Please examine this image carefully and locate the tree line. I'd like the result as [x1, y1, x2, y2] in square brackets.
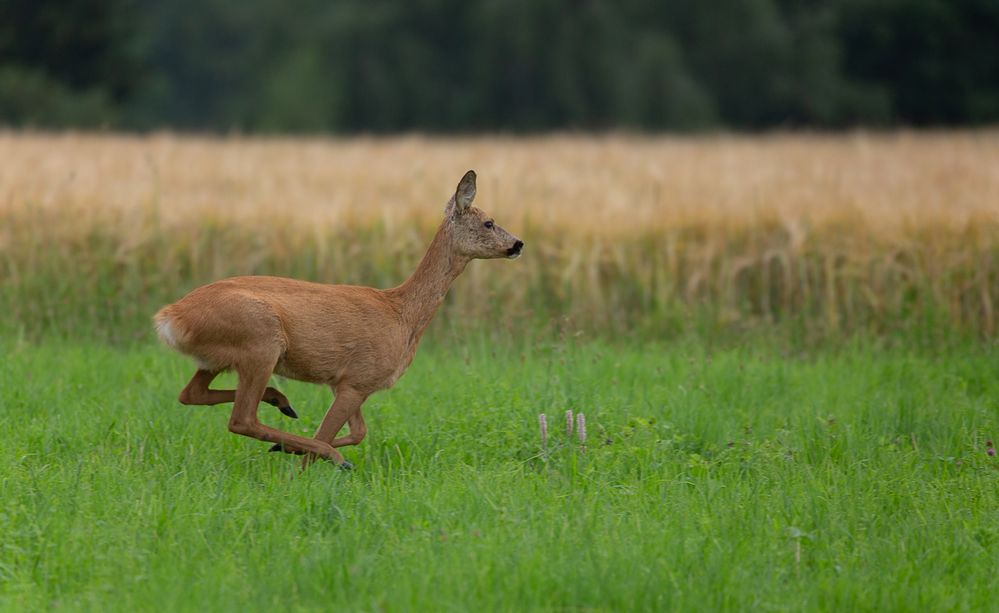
[1, 0, 997, 132]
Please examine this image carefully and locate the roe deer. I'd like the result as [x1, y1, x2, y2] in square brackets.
[154, 170, 523, 468]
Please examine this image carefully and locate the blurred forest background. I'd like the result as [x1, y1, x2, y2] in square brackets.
[2, 0, 998, 133]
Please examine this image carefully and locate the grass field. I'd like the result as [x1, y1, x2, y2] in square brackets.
[2, 338, 997, 611]
[2, 132, 999, 610]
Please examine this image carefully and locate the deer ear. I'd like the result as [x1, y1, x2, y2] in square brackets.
[454, 170, 476, 213]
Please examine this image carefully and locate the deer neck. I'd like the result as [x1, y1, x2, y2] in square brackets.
[391, 223, 468, 336]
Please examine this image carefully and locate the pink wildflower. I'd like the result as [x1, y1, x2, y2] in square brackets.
[576, 412, 586, 444]
[565, 410, 574, 436]
[539, 414, 548, 446]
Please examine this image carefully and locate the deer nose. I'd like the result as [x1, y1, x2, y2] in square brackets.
[507, 240, 524, 257]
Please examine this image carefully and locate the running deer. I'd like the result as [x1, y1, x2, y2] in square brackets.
[154, 170, 523, 468]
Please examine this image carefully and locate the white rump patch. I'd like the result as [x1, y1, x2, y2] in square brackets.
[155, 313, 219, 370]
[155, 316, 180, 349]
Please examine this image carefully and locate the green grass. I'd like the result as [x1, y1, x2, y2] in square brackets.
[2, 338, 998, 611]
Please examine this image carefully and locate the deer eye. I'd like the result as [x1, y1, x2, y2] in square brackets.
[484, 221, 494, 229]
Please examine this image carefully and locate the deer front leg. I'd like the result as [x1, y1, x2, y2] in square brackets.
[178, 369, 298, 418]
[268, 409, 365, 454]
[331, 409, 367, 448]
[228, 361, 345, 465]
[298, 386, 367, 469]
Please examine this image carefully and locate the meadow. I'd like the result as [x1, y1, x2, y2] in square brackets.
[3, 339, 998, 611]
[1, 132, 998, 611]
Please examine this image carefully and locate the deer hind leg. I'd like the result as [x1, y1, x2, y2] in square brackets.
[228, 359, 345, 465]
[178, 368, 298, 418]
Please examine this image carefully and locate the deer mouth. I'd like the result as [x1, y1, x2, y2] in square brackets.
[506, 240, 524, 259]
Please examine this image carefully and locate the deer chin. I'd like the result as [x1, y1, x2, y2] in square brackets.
[506, 251, 522, 260]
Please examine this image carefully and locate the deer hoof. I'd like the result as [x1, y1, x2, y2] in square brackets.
[278, 404, 298, 419]
[268, 443, 305, 455]
[338, 459, 354, 471]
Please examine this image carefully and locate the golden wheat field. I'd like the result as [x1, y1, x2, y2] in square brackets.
[2, 131, 999, 342]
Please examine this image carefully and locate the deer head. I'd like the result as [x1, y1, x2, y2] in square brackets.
[444, 170, 524, 260]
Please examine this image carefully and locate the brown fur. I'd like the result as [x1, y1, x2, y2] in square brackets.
[154, 170, 523, 466]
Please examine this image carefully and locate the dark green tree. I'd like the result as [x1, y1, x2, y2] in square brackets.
[1, 0, 997, 131]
